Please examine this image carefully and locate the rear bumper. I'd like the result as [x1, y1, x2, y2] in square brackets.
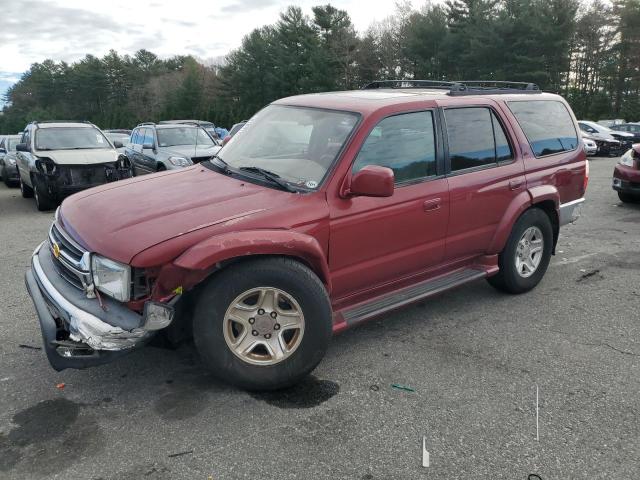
[25, 242, 151, 370]
[613, 164, 640, 194]
[559, 198, 584, 226]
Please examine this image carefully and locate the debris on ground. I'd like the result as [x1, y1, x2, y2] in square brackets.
[168, 450, 194, 458]
[369, 385, 379, 392]
[391, 384, 415, 393]
[577, 269, 602, 282]
[18, 343, 41, 350]
[55, 382, 65, 390]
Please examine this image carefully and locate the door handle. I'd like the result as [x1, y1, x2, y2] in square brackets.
[509, 179, 523, 190]
[423, 198, 441, 212]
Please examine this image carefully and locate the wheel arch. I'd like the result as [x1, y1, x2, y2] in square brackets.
[172, 230, 332, 293]
[488, 185, 560, 255]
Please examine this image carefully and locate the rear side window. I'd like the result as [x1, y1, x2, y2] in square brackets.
[352, 111, 437, 184]
[445, 107, 513, 172]
[508, 100, 578, 157]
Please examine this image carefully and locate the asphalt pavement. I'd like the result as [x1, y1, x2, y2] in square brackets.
[0, 156, 638, 479]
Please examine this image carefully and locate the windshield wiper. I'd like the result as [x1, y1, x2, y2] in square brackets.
[238, 166, 298, 193]
[210, 154, 231, 174]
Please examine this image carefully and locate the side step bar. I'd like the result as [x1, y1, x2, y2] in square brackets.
[342, 268, 486, 326]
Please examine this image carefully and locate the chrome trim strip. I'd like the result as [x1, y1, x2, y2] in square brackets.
[559, 198, 584, 226]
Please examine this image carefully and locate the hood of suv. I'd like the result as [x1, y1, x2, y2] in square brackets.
[160, 144, 219, 159]
[36, 148, 119, 165]
[59, 166, 292, 264]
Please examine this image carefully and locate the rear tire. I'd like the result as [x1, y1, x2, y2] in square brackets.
[33, 177, 57, 211]
[618, 192, 638, 203]
[192, 257, 332, 391]
[488, 208, 553, 294]
[20, 176, 33, 198]
[156, 163, 166, 172]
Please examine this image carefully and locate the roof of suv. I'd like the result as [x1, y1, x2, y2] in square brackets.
[33, 122, 96, 129]
[274, 89, 564, 115]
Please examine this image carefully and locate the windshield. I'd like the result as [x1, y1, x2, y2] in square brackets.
[219, 105, 358, 189]
[106, 133, 130, 144]
[35, 127, 111, 150]
[157, 127, 215, 147]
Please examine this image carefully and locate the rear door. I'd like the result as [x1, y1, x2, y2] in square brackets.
[328, 109, 449, 299]
[441, 102, 525, 260]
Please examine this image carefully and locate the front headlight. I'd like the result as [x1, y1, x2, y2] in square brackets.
[168, 156, 192, 167]
[619, 150, 635, 167]
[91, 254, 131, 302]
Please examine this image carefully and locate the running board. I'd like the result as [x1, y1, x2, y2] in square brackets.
[342, 268, 486, 326]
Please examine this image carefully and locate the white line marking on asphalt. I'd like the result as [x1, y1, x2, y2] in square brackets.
[536, 385, 539, 442]
[422, 436, 429, 467]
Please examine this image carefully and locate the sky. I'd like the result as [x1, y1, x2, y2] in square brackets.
[0, 0, 403, 101]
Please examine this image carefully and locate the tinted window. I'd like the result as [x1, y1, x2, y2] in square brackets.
[492, 113, 513, 162]
[143, 129, 155, 146]
[445, 107, 502, 171]
[352, 111, 436, 184]
[509, 101, 578, 156]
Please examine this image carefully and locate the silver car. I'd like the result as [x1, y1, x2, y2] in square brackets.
[124, 122, 221, 176]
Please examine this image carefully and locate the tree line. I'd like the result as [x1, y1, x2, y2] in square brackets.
[1, 0, 639, 134]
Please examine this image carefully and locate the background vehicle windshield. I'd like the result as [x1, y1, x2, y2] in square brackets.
[220, 105, 358, 188]
[105, 133, 130, 144]
[157, 127, 214, 147]
[5, 137, 19, 151]
[35, 127, 111, 150]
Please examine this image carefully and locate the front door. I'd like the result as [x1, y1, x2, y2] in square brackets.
[328, 110, 449, 299]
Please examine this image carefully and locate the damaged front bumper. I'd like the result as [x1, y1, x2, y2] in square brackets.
[25, 242, 160, 370]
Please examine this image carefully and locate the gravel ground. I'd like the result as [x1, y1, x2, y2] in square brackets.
[0, 156, 638, 480]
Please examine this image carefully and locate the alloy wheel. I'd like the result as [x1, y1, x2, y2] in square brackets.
[515, 226, 544, 278]
[223, 287, 305, 366]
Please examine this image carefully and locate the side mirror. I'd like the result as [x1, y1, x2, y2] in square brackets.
[347, 165, 394, 197]
[0, 148, 6, 154]
[15, 143, 28, 152]
[113, 140, 123, 148]
[143, 143, 154, 150]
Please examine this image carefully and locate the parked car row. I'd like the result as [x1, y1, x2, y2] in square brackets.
[1, 119, 229, 210]
[23, 80, 591, 390]
[579, 120, 635, 156]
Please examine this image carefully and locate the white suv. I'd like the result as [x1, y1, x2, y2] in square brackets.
[16, 121, 129, 210]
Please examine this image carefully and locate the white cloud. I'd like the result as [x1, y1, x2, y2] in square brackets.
[0, 0, 405, 73]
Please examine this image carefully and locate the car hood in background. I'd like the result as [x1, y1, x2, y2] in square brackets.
[161, 144, 219, 158]
[59, 166, 290, 264]
[35, 148, 120, 165]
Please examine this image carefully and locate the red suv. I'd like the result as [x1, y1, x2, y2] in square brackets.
[25, 81, 588, 390]
[613, 144, 640, 202]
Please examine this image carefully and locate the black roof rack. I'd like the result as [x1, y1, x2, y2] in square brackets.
[136, 122, 156, 127]
[362, 80, 541, 96]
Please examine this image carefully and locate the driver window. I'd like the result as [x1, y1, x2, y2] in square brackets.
[352, 111, 437, 184]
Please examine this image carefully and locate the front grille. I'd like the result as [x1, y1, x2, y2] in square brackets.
[49, 222, 90, 291]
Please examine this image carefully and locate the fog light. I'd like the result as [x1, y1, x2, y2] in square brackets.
[613, 178, 622, 187]
[142, 301, 174, 330]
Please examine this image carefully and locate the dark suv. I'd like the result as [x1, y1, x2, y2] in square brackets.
[25, 81, 587, 390]
[124, 122, 221, 175]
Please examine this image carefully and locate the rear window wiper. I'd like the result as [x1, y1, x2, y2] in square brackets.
[238, 166, 298, 193]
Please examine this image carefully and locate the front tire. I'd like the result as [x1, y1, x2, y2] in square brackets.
[33, 177, 57, 211]
[618, 192, 638, 203]
[488, 208, 553, 294]
[20, 176, 34, 198]
[193, 257, 332, 391]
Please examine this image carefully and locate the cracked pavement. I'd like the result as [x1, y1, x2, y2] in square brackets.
[0, 156, 638, 479]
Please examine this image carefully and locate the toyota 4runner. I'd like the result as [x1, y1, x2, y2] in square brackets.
[25, 81, 588, 390]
